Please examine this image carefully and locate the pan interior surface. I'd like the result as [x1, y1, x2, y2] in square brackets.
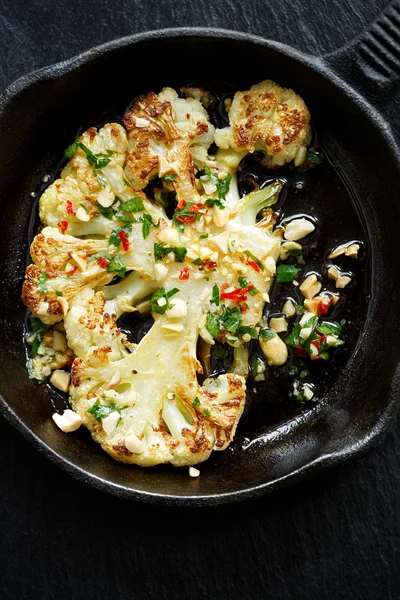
[0, 33, 399, 504]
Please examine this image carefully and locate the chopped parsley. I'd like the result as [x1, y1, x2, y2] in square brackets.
[260, 328, 276, 340]
[154, 243, 187, 263]
[107, 256, 126, 278]
[64, 126, 82, 158]
[192, 397, 201, 407]
[205, 313, 220, 338]
[211, 285, 220, 306]
[37, 272, 48, 294]
[26, 316, 49, 358]
[119, 197, 145, 212]
[276, 264, 299, 283]
[203, 408, 211, 417]
[162, 174, 176, 183]
[88, 399, 120, 421]
[150, 287, 180, 314]
[316, 321, 342, 336]
[109, 224, 131, 249]
[238, 276, 259, 296]
[133, 213, 156, 239]
[203, 167, 232, 208]
[97, 202, 114, 219]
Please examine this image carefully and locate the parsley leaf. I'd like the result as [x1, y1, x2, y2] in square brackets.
[203, 167, 232, 205]
[236, 325, 258, 339]
[260, 328, 276, 341]
[220, 306, 242, 334]
[211, 285, 220, 306]
[141, 213, 153, 239]
[88, 399, 120, 421]
[192, 397, 201, 407]
[27, 316, 49, 358]
[119, 197, 145, 212]
[37, 273, 48, 294]
[286, 322, 301, 346]
[317, 321, 342, 336]
[107, 256, 126, 278]
[206, 313, 220, 338]
[276, 264, 299, 283]
[154, 243, 187, 263]
[64, 126, 82, 159]
[76, 141, 111, 171]
[203, 408, 211, 417]
[150, 288, 180, 314]
[162, 174, 176, 183]
[97, 203, 114, 219]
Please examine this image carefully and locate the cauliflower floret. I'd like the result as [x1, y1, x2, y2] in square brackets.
[39, 123, 148, 237]
[215, 80, 311, 168]
[64, 289, 132, 360]
[123, 87, 215, 201]
[22, 263, 113, 324]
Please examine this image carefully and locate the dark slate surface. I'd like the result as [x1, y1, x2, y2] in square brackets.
[1, 0, 399, 598]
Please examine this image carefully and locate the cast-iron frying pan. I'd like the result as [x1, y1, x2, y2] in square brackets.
[0, 3, 399, 506]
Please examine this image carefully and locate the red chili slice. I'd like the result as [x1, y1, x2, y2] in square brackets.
[97, 257, 110, 269]
[203, 261, 217, 270]
[118, 230, 130, 251]
[247, 259, 261, 273]
[240, 304, 247, 314]
[176, 199, 186, 210]
[66, 265, 78, 277]
[58, 221, 68, 234]
[176, 215, 196, 223]
[179, 268, 190, 280]
[189, 203, 208, 215]
[66, 200, 76, 216]
[317, 297, 333, 315]
[295, 346, 308, 357]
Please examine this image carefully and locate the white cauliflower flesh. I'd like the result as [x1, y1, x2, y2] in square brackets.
[215, 79, 311, 168]
[22, 80, 313, 469]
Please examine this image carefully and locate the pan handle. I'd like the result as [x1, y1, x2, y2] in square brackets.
[324, 0, 400, 113]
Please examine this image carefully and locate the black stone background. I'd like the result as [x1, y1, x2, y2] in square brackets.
[0, 1, 399, 599]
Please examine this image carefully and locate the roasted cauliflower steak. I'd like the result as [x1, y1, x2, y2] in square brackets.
[22, 79, 312, 468]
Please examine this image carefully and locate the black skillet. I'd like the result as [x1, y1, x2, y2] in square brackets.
[0, 3, 399, 506]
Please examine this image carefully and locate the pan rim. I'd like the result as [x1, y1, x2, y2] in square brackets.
[0, 27, 399, 506]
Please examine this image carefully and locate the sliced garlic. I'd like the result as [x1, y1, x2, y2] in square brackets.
[166, 298, 187, 319]
[189, 466, 200, 478]
[52, 409, 82, 433]
[284, 218, 315, 241]
[328, 265, 340, 281]
[282, 299, 296, 318]
[125, 434, 144, 454]
[259, 334, 288, 366]
[158, 227, 181, 246]
[154, 263, 168, 283]
[336, 275, 352, 289]
[50, 370, 71, 392]
[102, 411, 120, 436]
[345, 243, 360, 258]
[269, 316, 288, 333]
[52, 330, 68, 353]
[299, 274, 321, 299]
[212, 205, 231, 227]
